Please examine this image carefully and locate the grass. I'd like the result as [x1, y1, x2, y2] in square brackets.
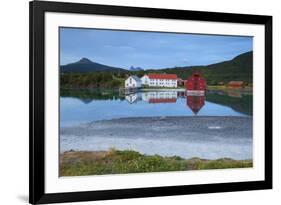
[207, 85, 253, 91]
[60, 149, 252, 176]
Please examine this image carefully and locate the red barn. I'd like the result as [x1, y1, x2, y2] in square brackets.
[227, 81, 244, 88]
[186, 95, 205, 114]
[186, 71, 206, 92]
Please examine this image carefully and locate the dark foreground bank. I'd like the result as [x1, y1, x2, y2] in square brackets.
[60, 149, 252, 176]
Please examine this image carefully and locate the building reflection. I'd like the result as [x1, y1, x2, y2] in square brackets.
[177, 91, 206, 115]
[125, 91, 178, 104]
[142, 91, 177, 103]
[125, 90, 206, 115]
[125, 92, 142, 104]
[186, 95, 205, 114]
[226, 90, 242, 98]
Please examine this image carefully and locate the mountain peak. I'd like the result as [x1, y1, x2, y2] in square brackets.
[130, 66, 143, 71]
[61, 58, 126, 73]
[78, 58, 93, 64]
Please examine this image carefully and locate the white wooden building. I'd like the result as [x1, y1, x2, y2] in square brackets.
[141, 75, 150, 85]
[141, 74, 178, 88]
[125, 76, 142, 88]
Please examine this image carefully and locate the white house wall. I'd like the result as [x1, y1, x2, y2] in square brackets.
[125, 77, 142, 88]
[149, 79, 177, 88]
[126, 75, 178, 88]
[141, 75, 149, 85]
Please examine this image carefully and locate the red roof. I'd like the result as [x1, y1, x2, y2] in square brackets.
[148, 73, 178, 80]
[149, 98, 177, 103]
[228, 81, 244, 86]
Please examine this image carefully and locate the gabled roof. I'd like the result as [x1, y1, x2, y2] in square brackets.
[188, 71, 205, 80]
[148, 73, 178, 80]
[129, 75, 141, 82]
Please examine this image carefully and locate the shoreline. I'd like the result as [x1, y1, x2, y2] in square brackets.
[62, 115, 252, 126]
[60, 116, 253, 160]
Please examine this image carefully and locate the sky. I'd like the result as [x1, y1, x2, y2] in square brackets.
[60, 27, 253, 69]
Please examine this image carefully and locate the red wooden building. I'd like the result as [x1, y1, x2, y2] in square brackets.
[186, 71, 206, 91]
[227, 81, 244, 88]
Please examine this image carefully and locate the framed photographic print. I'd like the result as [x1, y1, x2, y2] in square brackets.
[29, 0, 272, 204]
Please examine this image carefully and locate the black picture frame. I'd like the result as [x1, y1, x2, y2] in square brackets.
[29, 0, 272, 204]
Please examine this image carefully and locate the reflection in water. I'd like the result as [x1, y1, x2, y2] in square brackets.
[125, 91, 178, 104]
[143, 91, 177, 103]
[206, 90, 252, 115]
[187, 95, 205, 114]
[125, 91, 206, 115]
[60, 88, 253, 160]
[125, 93, 142, 104]
[226, 90, 242, 98]
[60, 88, 252, 127]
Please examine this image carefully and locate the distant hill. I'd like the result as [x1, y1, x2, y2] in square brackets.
[153, 51, 253, 84]
[61, 58, 126, 73]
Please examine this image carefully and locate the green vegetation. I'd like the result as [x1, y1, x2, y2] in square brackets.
[60, 149, 252, 176]
[60, 72, 126, 89]
[152, 51, 253, 85]
[60, 51, 253, 88]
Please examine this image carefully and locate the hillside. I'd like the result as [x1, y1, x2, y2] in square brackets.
[61, 58, 126, 73]
[60, 51, 253, 88]
[152, 51, 253, 85]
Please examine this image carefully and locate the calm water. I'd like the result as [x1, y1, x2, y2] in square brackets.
[60, 89, 252, 127]
[60, 89, 253, 159]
